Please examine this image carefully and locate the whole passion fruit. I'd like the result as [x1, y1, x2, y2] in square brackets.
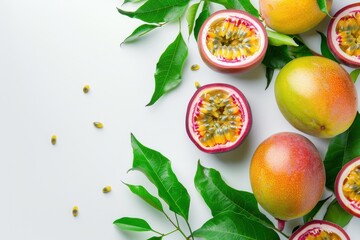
[290, 220, 350, 240]
[260, 0, 332, 35]
[197, 10, 268, 73]
[335, 156, 360, 218]
[275, 56, 358, 138]
[250, 132, 325, 230]
[327, 3, 360, 67]
[185, 83, 251, 153]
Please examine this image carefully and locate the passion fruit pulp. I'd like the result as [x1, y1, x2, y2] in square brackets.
[290, 220, 350, 240]
[197, 10, 268, 73]
[335, 156, 360, 218]
[185, 83, 251, 153]
[327, 3, 360, 67]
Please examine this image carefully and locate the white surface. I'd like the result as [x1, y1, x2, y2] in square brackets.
[0, 1, 359, 240]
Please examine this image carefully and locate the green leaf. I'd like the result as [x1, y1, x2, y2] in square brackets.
[267, 30, 298, 47]
[147, 237, 163, 240]
[324, 112, 360, 192]
[117, 0, 190, 23]
[194, 161, 274, 227]
[350, 69, 360, 83]
[194, 5, 210, 41]
[123, 0, 147, 4]
[124, 183, 163, 212]
[323, 199, 353, 227]
[147, 32, 188, 106]
[130, 134, 191, 220]
[121, 24, 159, 45]
[303, 195, 332, 223]
[232, 0, 259, 18]
[316, 31, 338, 62]
[113, 217, 153, 232]
[316, 0, 330, 15]
[193, 211, 280, 240]
[265, 67, 275, 90]
[186, 2, 200, 39]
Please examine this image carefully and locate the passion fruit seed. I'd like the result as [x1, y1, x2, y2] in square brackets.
[194, 89, 243, 148]
[191, 64, 200, 71]
[296, 228, 341, 240]
[342, 166, 360, 208]
[194, 81, 201, 89]
[336, 11, 360, 58]
[93, 122, 103, 129]
[102, 185, 112, 193]
[206, 17, 260, 61]
[72, 206, 78, 217]
[51, 135, 57, 145]
[83, 85, 90, 93]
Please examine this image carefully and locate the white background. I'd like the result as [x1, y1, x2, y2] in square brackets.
[1, 0, 359, 239]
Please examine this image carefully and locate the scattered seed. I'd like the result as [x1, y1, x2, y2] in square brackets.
[51, 135, 57, 145]
[191, 64, 200, 71]
[195, 81, 201, 89]
[93, 122, 103, 129]
[83, 85, 90, 94]
[102, 186, 112, 193]
[72, 206, 78, 217]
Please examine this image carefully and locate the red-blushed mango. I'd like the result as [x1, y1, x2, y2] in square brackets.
[250, 132, 325, 230]
[259, 0, 332, 34]
[275, 56, 358, 138]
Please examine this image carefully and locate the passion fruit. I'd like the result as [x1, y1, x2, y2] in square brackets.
[250, 132, 325, 230]
[335, 156, 360, 218]
[290, 220, 350, 240]
[327, 3, 360, 67]
[197, 10, 268, 73]
[185, 83, 251, 153]
[275, 56, 358, 138]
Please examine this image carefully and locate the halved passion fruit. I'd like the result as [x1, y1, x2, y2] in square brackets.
[327, 3, 360, 67]
[335, 156, 360, 217]
[197, 10, 268, 73]
[185, 83, 251, 153]
[290, 220, 350, 240]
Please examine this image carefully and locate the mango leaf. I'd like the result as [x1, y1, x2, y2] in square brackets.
[209, 0, 259, 17]
[147, 32, 188, 106]
[148, 237, 163, 240]
[316, 0, 330, 15]
[194, 4, 210, 41]
[124, 183, 163, 212]
[113, 217, 153, 232]
[317, 31, 338, 62]
[193, 211, 280, 240]
[130, 134, 190, 220]
[324, 112, 360, 192]
[267, 30, 298, 47]
[123, 0, 147, 4]
[194, 161, 273, 227]
[350, 69, 360, 82]
[303, 195, 332, 223]
[117, 0, 190, 24]
[265, 67, 275, 90]
[121, 24, 159, 45]
[323, 199, 352, 227]
[186, 2, 200, 39]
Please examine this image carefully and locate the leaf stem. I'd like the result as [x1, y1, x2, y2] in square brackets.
[162, 212, 188, 239]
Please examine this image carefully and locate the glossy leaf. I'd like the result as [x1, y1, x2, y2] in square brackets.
[317, 31, 338, 62]
[124, 183, 163, 212]
[193, 211, 280, 240]
[147, 237, 163, 240]
[147, 32, 188, 106]
[209, 0, 259, 17]
[113, 217, 152, 232]
[118, 0, 190, 23]
[265, 67, 275, 90]
[194, 161, 273, 227]
[324, 112, 360, 192]
[130, 134, 190, 220]
[303, 195, 332, 223]
[121, 24, 159, 45]
[316, 0, 330, 15]
[186, 2, 200, 38]
[324, 199, 352, 227]
[123, 0, 147, 4]
[350, 69, 360, 83]
[267, 30, 298, 47]
[194, 4, 210, 41]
